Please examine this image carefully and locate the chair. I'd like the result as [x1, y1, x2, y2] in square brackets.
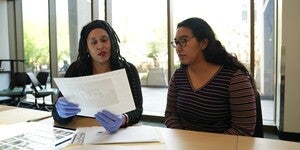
[26, 72, 57, 111]
[0, 72, 31, 106]
[36, 71, 49, 88]
[253, 91, 264, 138]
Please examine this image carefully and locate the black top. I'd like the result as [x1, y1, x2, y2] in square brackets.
[52, 60, 143, 126]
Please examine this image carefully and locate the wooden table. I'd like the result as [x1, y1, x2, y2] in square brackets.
[40, 117, 238, 150]
[3, 106, 300, 150]
[237, 136, 300, 150]
[38, 115, 100, 129]
[40, 116, 300, 150]
[0, 105, 51, 124]
[159, 127, 238, 150]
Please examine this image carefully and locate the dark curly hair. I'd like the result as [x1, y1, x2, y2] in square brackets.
[76, 20, 127, 73]
[177, 17, 256, 88]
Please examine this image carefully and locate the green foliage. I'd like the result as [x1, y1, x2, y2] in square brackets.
[24, 33, 49, 71]
[146, 41, 165, 67]
[146, 25, 167, 68]
[146, 41, 160, 59]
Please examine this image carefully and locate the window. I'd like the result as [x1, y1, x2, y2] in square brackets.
[17, 0, 275, 124]
[111, 0, 168, 115]
[23, 0, 49, 74]
[56, 0, 71, 77]
[96, 0, 105, 20]
[254, 0, 275, 124]
[172, 0, 251, 69]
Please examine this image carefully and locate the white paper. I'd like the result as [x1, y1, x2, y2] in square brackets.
[54, 69, 136, 117]
[71, 125, 162, 145]
[0, 122, 75, 150]
[64, 143, 166, 150]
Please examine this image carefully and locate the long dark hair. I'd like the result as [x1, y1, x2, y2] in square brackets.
[177, 17, 256, 89]
[76, 20, 127, 73]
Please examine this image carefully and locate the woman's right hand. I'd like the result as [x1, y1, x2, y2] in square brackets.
[55, 97, 81, 118]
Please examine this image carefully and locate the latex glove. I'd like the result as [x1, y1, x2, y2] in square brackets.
[94, 110, 125, 133]
[55, 97, 81, 118]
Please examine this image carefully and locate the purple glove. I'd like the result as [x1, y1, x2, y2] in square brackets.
[94, 110, 125, 133]
[55, 97, 81, 118]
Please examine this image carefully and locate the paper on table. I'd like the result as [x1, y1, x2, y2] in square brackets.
[64, 143, 166, 150]
[71, 125, 163, 144]
[53, 69, 136, 117]
[0, 122, 75, 149]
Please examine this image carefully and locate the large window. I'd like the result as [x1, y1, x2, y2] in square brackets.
[254, 0, 275, 123]
[172, 0, 251, 69]
[111, 0, 168, 115]
[23, 0, 49, 74]
[56, 0, 71, 77]
[56, 0, 92, 78]
[16, 0, 275, 124]
[111, 0, 168, 85]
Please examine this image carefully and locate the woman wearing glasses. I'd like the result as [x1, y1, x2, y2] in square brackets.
[165, 17, 257, 136]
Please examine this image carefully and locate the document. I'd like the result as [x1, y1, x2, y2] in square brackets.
[0, 122, 75, 150]
[54, 69, 136, 117]
[71, 125, 163, 145]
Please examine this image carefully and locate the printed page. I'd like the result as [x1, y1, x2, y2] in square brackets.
[0, 122, 75, 150]
[54, 69, 136, 117]
[71, 125, 163, 145]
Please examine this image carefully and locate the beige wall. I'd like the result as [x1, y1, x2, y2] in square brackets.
[279, 0, 300, 133]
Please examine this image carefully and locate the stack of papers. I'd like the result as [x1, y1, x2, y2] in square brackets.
[71, 125, 163, 145]
[0, 122, 75, 150]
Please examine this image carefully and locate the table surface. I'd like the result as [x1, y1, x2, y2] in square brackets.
[237, 136, 300, 150]
[40, 116, 300, 150]
[0, 105, 51, 124]
[2, 105, 300, 150]
[40, 117, 238, 150]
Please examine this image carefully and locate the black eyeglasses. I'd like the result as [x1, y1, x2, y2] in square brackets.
[170, 36, 195, 48]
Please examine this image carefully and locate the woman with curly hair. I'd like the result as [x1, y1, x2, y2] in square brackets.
[52, 20, 143, 133]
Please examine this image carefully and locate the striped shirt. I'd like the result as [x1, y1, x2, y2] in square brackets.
[165, 66, 256, 136]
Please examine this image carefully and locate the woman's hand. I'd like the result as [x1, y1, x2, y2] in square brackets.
[55, 97, 81, 118]
[94, 110, 125, 133]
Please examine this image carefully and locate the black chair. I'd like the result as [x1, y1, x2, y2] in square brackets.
[36, 71, 49, 88]
[26, 72, 57, 111]
[253, 91, 264, 138]
[0, 72, 32, 106]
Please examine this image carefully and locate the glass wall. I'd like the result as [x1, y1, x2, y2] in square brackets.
[15, 0, 276, 123]
[172, 0, 251, 69]
[111, 0, 168, 86]
[56, 0, 71, 77]
[55, 0, 92, 77]
[254, 0, 275, 123]
[23, 0, 49, 74]
[96, 0, 105, 20]
[111, 0, 168, 115]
